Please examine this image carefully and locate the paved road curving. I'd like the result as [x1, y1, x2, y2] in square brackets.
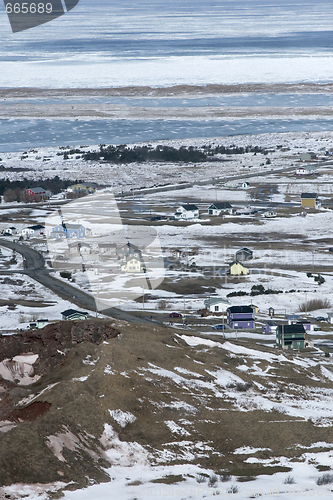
[0, 238, 151, 325]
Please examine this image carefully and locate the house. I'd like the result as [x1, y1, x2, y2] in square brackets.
[208, 202, 233, 216]
[4, 226, 17, 236]
[249, 304, 259, 314]
[25, 187, 51, 202]
[241, 182, 250, 189]
[98, 243, 117, 256]
[227, 306, 255, 329]
[174, 204, 199, 220]
[262, 320, 277, 334]
[296, 166, 317, 176]
[67, 183, 96, 194]
[61, 309, 88, 321]
[327, 312, 333, 324]
[229, 261, 249, 275]
[22, 224, 45, 238]
[68, 241, 92, 256]
[51, 223, 86, 239]
[204, 297, 231, 313]
[263, 210, 277, 218]
[276, 324, 306, 350]
[235, 247, 253, 261]
[30, 319, 49, 329]
[121, 256, 144, 273]
[301, 193, 318, 208]
[117, 242, 142, 261]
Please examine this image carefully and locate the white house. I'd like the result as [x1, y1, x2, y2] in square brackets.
[208, 202, 233, 216]
[296, 166, 316, 176]
[3, 227, 17, 236]
[174, 204, 199, 220]
[204, 297, 231, 313]
[21, 225, 45, 238]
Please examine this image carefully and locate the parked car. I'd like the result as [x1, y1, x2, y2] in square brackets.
[169, 312, 182, 318]
[212, 324, 226, 330]
[315, 316, 327, 322]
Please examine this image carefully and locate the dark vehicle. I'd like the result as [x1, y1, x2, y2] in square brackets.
[212, 324, 226, 330]
[169, 312, 182, 318]
[329, 248, 333, 253]
[315, 316, 327, 322]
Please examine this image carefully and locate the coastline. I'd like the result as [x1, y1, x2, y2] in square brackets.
[1, 82, 333, 99]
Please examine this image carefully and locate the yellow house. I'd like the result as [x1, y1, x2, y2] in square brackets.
[229, 261, 249, 275]
[69, 183, 96, 194]
[121, 257, 143, 273]
[301, 192, 317, 208]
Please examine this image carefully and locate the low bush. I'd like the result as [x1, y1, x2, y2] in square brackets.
[298, 298, 331, 312]
[316, 473, 333, 485]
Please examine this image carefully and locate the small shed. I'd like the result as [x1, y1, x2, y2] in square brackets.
[301, 193, 318, 208]
[327, 312, 333, 324]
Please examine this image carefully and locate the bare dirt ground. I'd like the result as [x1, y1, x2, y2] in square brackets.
[0, 318, 333, 495]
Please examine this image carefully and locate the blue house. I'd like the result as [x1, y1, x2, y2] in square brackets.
[227, 306, 255, 329]
[51, 223, 85, 239]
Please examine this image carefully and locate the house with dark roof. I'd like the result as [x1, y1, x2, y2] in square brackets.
[235, 247, 253, 261]
[117, 242, 142, 261]
[301, 193, 318, 208]
[276, 324, 306, 350]
[25, 187, 51, 202]
[227, 306, 255, 329]
[208, 202, 233, 216]
[174, 204, 199, 220]
[61, 309, 88, 321]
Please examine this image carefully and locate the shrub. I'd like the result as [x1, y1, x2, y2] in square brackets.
[298, 298, 331, 312]
[284, 476, 295, 485]
[220, 474, 231, 482]
[60, 271, 72, 280]
[227, 291, 248, 297]
[316, 473, 333, 485]
[208, 474, 218, 488]
[235, 382, 252, 392]
[196, 474, 207, 484]
[228, 485, 239, 494]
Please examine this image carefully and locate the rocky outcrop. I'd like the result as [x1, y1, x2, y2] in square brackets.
[0, 320, 119, 379]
